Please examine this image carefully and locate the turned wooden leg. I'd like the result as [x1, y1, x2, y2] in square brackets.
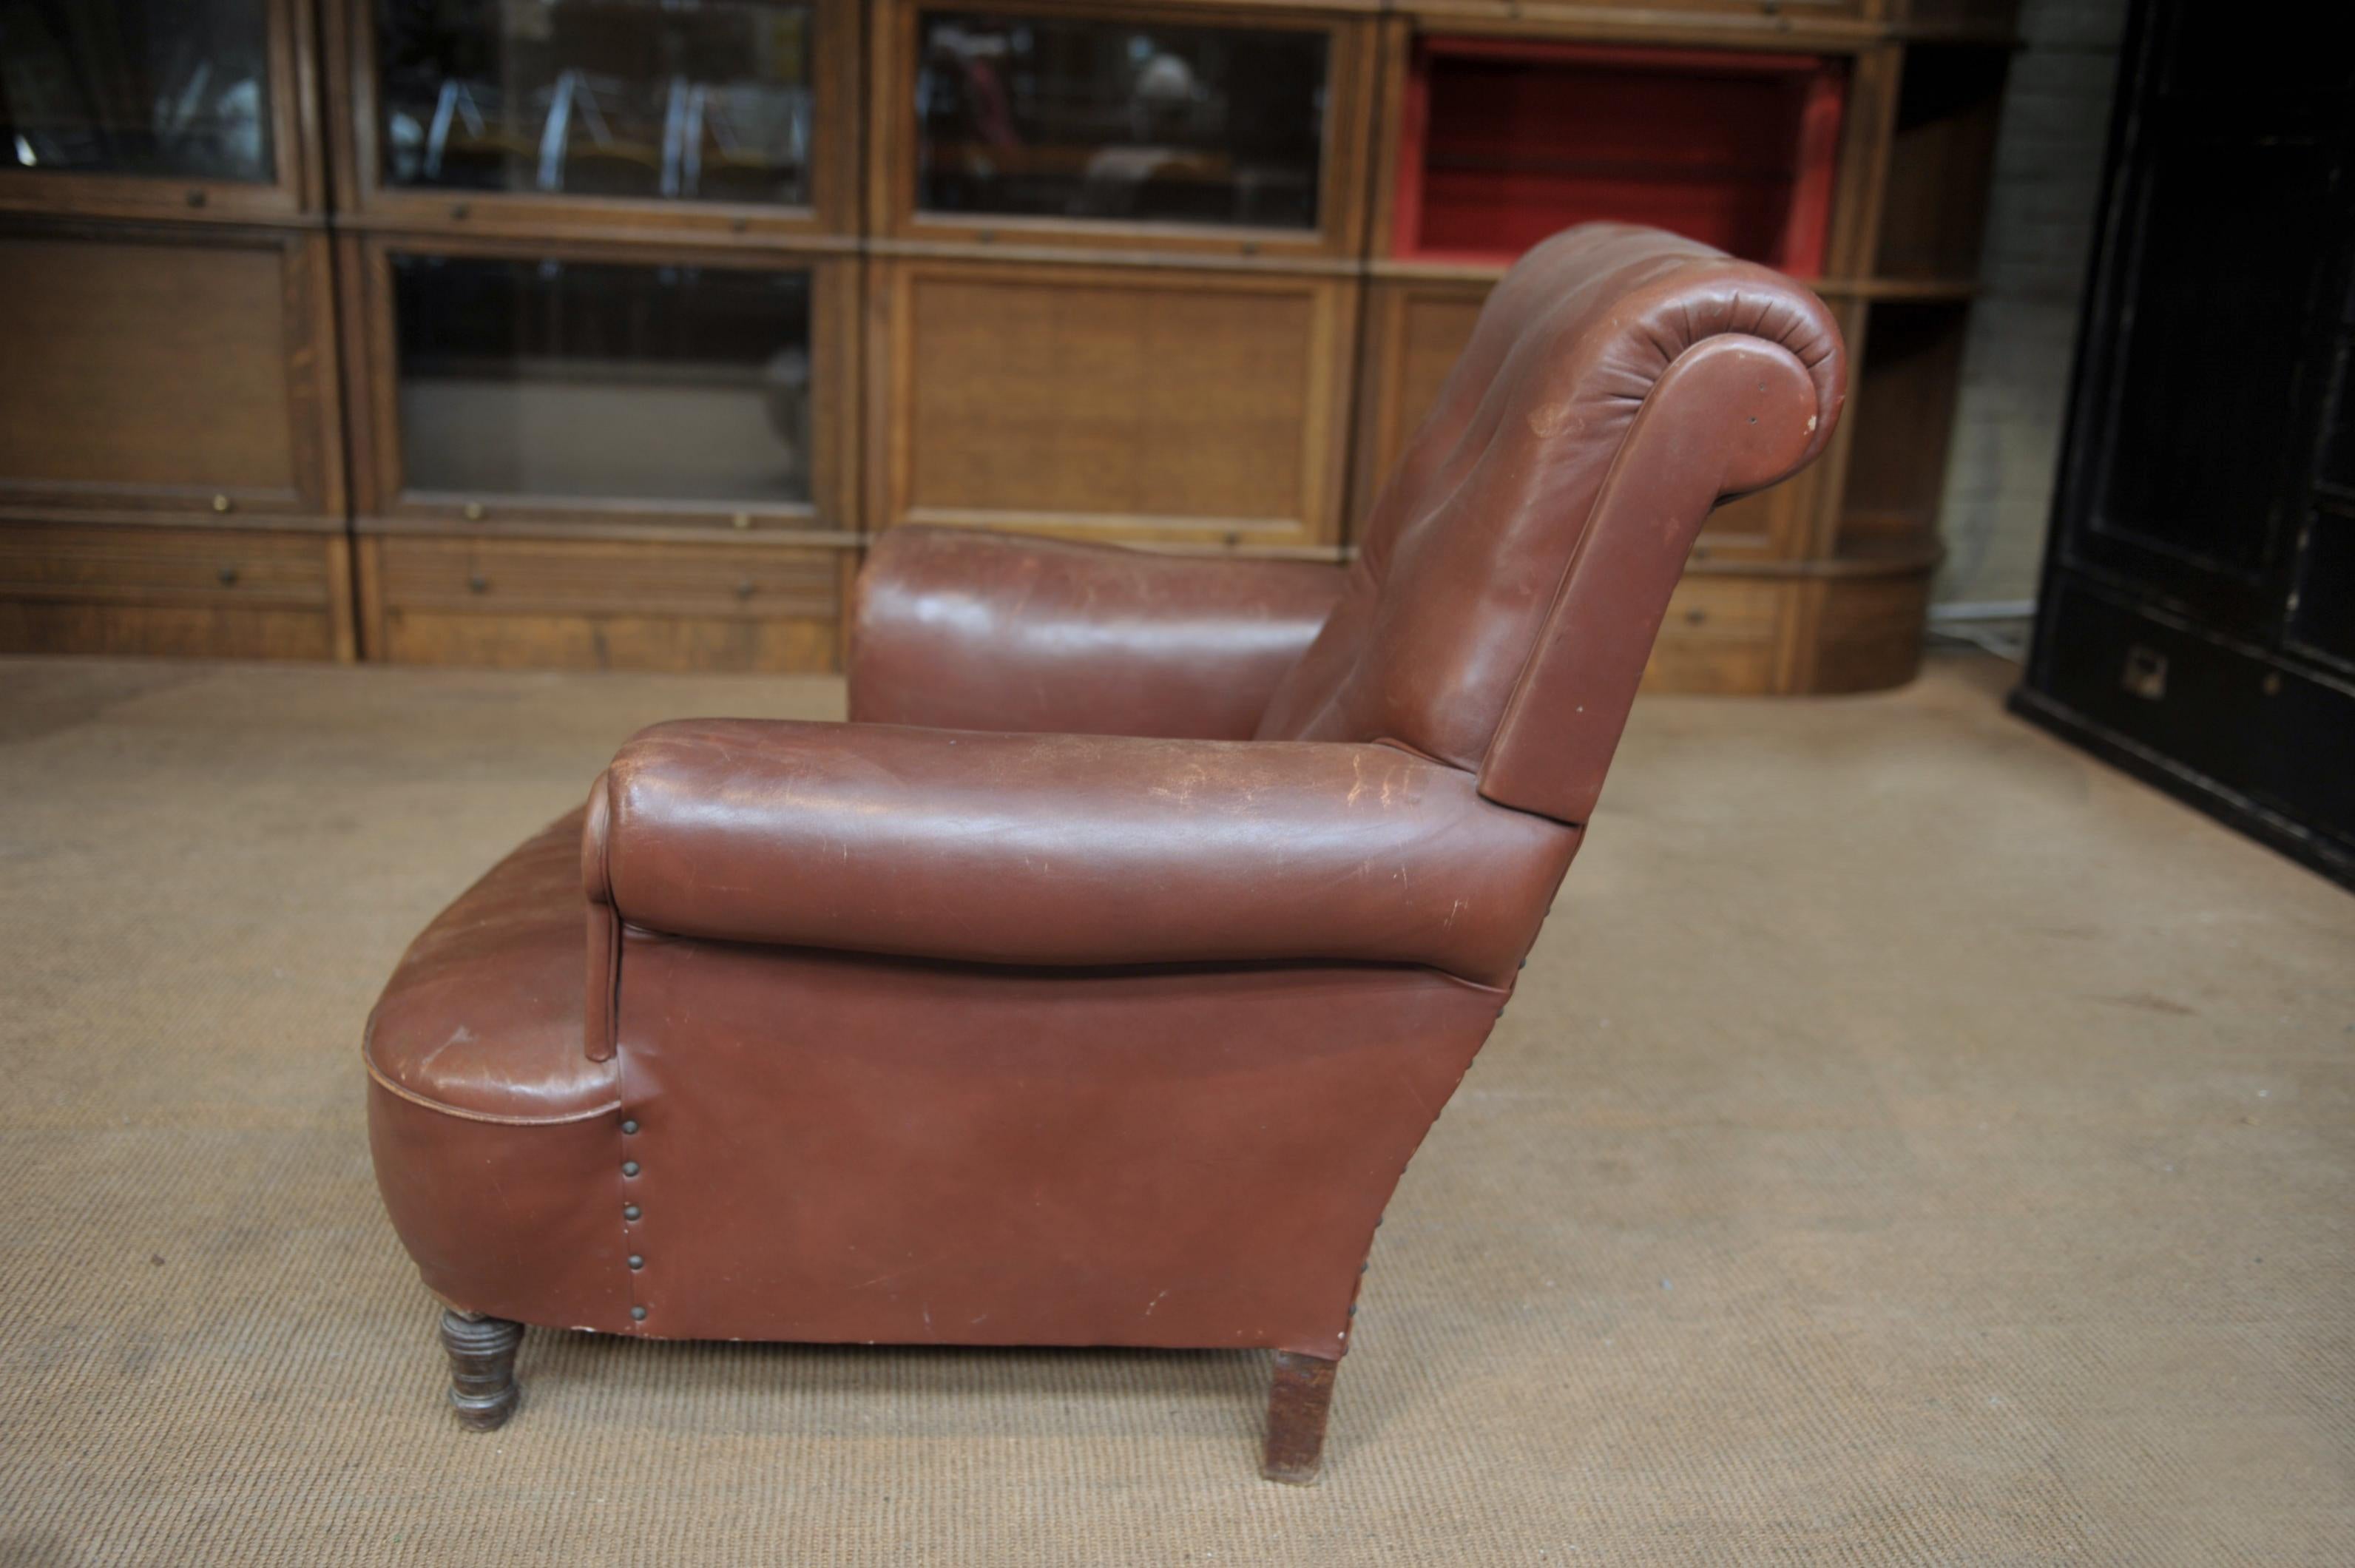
[439, 1308, 522, 1431]
[1260, 1350, 1338, 1484]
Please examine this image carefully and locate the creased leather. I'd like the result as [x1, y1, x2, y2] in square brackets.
[1257, 223, 1846, 820]
[601, 718, 1578, 990]
[850, 525, 1345, 739]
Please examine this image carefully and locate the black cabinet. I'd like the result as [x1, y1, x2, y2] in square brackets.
[2013, 0, 2355, 888]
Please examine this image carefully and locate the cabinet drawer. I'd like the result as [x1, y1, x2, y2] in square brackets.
[1643, 577, 1786, 694]
[378, 538, 840, 619]
[371, 538, 847, 673]
[0, 524, 348, 660]
[0, 525, 333, 607]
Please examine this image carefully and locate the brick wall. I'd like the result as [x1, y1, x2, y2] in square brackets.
[1933, 0, 2129, 606]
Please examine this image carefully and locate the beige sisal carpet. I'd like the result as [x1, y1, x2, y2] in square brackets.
[0, 652, 2347, 1565]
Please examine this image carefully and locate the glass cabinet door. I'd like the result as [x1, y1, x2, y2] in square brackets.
[914, 11, 1328, 230]
[376, 0, 816, 207]
[391, 254, 814, 506]
[0, 0, 275, 183]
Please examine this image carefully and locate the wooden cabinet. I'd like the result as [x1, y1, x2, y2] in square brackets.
[1, 0, 2018, 687]
[0, 0, 351, 661]
[325, 0, 868, 672]
[341, 234, 859, 667]
[1354, 9, 2013, 692]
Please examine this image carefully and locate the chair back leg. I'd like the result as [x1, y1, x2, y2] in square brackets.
[1260, 1351, 1339, 1484]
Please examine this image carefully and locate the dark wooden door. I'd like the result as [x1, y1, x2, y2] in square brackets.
[2015, 0, 2355, 889]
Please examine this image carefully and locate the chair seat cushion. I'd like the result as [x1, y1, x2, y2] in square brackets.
[364, 809, 615, 1122]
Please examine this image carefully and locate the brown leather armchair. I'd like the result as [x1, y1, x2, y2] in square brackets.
[365, 223, 1845, 1482]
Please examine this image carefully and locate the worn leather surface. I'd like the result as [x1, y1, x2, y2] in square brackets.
[612, 937, 1504, 1356]
[363, 809, 615, 1121]
[850, 526, 1345, 739]
[1258, 224, 1845, 823]
[596, 720, 1577, 989]
[367, 223, 1848, 1361]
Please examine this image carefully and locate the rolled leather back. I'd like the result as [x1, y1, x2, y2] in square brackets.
[1254, 224, 1845, 824]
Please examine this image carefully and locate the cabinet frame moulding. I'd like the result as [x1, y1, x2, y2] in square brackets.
[338, 232, 862, 544]
[0, 218, 347, 533]
[868, 0, 1382, 263]
[0, 0, 328, 227]
[324, 0, 865, 247]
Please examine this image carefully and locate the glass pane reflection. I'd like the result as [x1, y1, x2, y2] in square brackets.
[917, 11, 1327, 230]
[0, 0, 275, 183]
[393, 254, 814, 504]
[378, 0, 814, 206]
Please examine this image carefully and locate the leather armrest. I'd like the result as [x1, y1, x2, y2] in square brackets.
[589, 719, 1576, 988]
[848, 527, 1347, 739]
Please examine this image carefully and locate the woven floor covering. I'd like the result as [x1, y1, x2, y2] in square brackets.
[0, 652, 2347, 1566]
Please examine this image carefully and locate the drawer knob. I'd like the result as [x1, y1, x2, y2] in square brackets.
[1685, 607, 1708, 625]
[467, 574, 490, 594]
[216, 564, 240, 586]
[462, 502, 485, 522]
[730, 512, 754, 531]
[211, 494, 232, 513]
[734, 578, 757, 600]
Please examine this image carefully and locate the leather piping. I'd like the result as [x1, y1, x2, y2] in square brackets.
[363, 1055, 620, 1126]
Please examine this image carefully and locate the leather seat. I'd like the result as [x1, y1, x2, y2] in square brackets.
[365, 223, 1848, 1480]
[365, 811, 613, 1123]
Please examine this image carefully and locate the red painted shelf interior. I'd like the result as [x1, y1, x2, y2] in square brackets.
[1396, 39, 1848, 274]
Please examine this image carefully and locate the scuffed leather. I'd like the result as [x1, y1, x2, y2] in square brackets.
[364, 809, 617, 1121]
[850, 525, 1345, 739]
[1257, 224, 1845, 822]
[610, 936, 1503, 1356]
[599, 718, 1578, 988]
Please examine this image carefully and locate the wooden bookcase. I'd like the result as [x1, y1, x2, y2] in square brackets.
[0, 0, 2017, 689]
[0, 0, 354, 661]
[326, 0, 865, 671]
[1359, 4, 2016, 692]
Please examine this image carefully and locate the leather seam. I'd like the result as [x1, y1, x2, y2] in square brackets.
[363, 1058, 619, 1126]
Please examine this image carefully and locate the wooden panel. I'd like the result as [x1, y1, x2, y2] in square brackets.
[1797, 570, 1933, 692]
[874, 261, 1354, 550]
[371, 537, 845, 672]
[1874, 44, 2008, 280]
[1838, 298, 1969, 553]
[0, 224, 343, 527]
[0, 524, 348, 660]
[0, 234, 297, 497]
[1640, 575, 1787, 694]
